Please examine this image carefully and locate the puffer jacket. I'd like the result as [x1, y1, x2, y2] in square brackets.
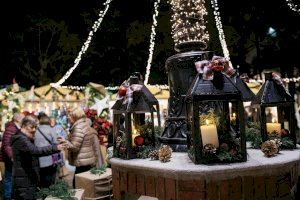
[0, 121, 19, 171]
[67, 117, 97, 167]
[11, 130, 59, 200]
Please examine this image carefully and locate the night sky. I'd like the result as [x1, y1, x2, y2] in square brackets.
[0, 0, 159, 88]
[0, 0, 300, 88]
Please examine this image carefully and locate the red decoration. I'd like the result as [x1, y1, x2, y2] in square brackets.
[85, 108, 112, 145]
[211, 60, 225, 72]
[280, 129, 290, 137]
[118, 86, 127, 96]
[134, 135, 145, 146]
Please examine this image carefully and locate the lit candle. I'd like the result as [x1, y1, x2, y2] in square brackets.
[230, 113, 236, 123]
[266, 118, 281, 135]
[283, 121, 289, 130]
[200, 120, 219, 147]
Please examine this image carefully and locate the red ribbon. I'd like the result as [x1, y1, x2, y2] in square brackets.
[194, 56, 236, 80]
[116, 80, 143, 110]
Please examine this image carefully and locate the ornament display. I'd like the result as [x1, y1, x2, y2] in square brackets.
[251, 72, 297, 148]
[185, 56, 247, 164]
[112, 74, 161, 159]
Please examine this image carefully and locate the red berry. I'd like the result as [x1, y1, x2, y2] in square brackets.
[134, 136, 145, 146]
[118, 86, 127, 96]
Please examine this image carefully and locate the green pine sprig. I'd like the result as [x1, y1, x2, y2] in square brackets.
[90, 164, 107, 175]
[36, 180, 75, 200]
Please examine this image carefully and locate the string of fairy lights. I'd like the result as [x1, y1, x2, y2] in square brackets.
[62, 75, 300, 91]
[169, 0, 210, 49]
[50, 0, 113, 88]
[210, 0, 232, 67]
[144, 0, 160, 85]
[285, 0, 300, 14]
[51, 0, 300, 92]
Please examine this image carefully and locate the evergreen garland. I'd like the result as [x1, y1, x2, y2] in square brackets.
[245, 122, 295, 149]
[136, 146, 155, 159]
[280, 137, 295, 149]
[245, 122, 262, 148]
[36, 180, 75, 200]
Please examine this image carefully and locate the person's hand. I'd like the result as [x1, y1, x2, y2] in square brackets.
[57, 137, 66, 144]
[57, 143, 68, 151]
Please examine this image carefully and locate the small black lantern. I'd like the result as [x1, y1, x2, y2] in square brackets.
[112, 75, 161, 159]
[185, 57, 247, 164]
[251, 72, 296, 148]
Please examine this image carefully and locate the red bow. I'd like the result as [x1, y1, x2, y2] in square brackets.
[195, 56, 236, 80]
[116, 80, 143, 110]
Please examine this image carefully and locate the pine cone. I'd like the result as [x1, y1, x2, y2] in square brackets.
[203, 144, 217, 155]
[261, 140, 278, 157]
[148, 150, 159, 160]
[116, 136, 122, 148]
[270, 139, 282, 153]
[158, 145, 173, 163]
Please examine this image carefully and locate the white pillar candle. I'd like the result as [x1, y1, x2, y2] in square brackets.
[266, 119, 281, 135]
[200, 120, 219, 147]
[283, 121, 289, 130]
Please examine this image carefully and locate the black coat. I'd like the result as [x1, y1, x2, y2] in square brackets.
[10, 130, 59, 200]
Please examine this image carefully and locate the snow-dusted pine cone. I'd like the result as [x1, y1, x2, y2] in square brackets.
[158, 145, 173, 163]
[261, 140, 278, 157]
[203, 144, 217, 155]
[148, 150, 159, 160]
[270, 139, 282, 153]
[116, 136, 122, 148]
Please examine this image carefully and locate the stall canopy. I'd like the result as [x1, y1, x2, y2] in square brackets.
[20, 85, 85, 102]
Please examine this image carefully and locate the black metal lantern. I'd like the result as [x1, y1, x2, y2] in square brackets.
[185, 59, 247, 164]
[251, 72, 296, 148]
[112, 75, 161, 159]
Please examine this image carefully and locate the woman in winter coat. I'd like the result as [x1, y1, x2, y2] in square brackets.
[10, 115, 66, 200]
[60, 107, 99, 187]
[34, 114, 61, 188]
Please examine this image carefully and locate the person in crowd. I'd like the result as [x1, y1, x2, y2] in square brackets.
[50, 117, 67, 139]
[58, 107, 98, 187]
[0, 112, 24, 200]
[34, 115, 61, 188]
[11, 115, 66, 200]
[87, 118, 104, 168]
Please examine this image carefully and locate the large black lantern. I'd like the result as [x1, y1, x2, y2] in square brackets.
[251, 72, 296, 148]
[185, 57, 247, 164]
[112, 75, 161, 159]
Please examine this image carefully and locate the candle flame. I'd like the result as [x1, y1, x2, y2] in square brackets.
[272, 118, 276, 123]
[205, 119, 209, 125]
[233, 113, 236, 118]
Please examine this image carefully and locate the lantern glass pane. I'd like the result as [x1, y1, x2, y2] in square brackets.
[197, 100, 244, 163]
